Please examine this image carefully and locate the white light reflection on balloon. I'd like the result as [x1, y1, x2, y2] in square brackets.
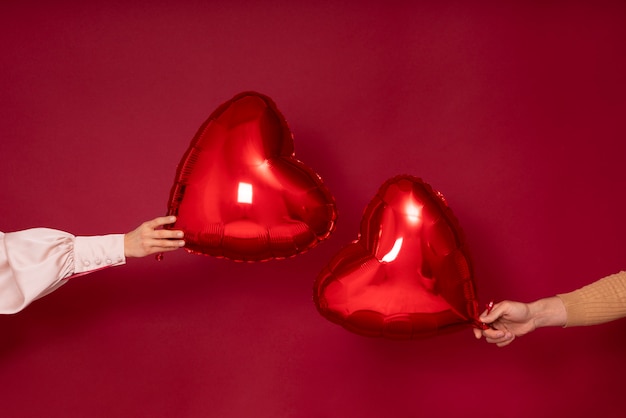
[381, 237, 403, 262]
[405, 200, 421, 224]
[237, 182, 253, 204]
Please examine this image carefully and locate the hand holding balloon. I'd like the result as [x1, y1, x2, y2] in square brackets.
[124, 216, 185, 258]
[473, 297, 567, 347]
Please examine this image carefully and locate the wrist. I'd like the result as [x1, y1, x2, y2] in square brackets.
[123, 233, 135, 258]
[529, 296, 567, 329]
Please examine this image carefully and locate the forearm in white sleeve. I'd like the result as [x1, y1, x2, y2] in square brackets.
[0, 229, 126, 314]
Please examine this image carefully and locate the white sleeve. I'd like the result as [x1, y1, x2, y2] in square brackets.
[0, 228, 126, 314]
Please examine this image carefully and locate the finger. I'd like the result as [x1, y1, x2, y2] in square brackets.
[485, 331, 514, 346]
[146, 216, 177, 229]
[482, 328, 506, 340]
[473, 328, 483, 339]
[148, 238, 185, 249]
[152, 229, 184, 239]
[496, 335, 516, 348]
[141, 243, 184, 256]
[157, 244, 185, 253]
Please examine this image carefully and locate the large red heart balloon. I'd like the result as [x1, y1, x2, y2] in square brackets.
[166, 92, 337, 262]
[313, 175, 483, 339]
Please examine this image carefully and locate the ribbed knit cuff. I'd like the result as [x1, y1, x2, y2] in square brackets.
[557, 271, 626, 327]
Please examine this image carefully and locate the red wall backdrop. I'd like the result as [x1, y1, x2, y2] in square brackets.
[2, 1, 626, 417]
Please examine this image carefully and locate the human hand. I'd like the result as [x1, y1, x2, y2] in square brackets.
[124, 216, 185, 258]
[473, 297, 567, 347]
[473, 301, 534, 347]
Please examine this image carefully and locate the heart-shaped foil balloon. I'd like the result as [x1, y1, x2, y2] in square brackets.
[313, 175, 483, 339]
[166, 92, 337, 262]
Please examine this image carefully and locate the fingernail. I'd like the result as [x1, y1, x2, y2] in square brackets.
[177, 231, 184, 238]
[169, 216, 176, 222]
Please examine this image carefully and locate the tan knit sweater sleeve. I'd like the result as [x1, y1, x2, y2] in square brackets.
[557, 271, 626, 327]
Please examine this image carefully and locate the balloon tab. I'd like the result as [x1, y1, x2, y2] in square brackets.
[480, 300, 495, 330]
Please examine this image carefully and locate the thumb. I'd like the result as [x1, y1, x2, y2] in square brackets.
[479, 302, 505, 324]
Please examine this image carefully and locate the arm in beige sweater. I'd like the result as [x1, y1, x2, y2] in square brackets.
[473, 271, 626, 347]
[557, 271, 626, 327]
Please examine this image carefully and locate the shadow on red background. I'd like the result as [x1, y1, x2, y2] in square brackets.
[2, 1, 626, 417]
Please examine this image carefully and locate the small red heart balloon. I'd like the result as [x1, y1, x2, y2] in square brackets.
[166, 92, 337, 262]
[313, 175, 483, 339]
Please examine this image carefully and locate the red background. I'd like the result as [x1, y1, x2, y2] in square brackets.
[2, 1, 626, 417]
